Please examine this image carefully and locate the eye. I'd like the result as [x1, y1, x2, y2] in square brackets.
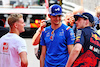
[58, 15, 61, 17]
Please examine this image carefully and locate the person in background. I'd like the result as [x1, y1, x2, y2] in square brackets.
[96, 22, 100, 35]
[72, 6, 85, 35]
[73, 6, 84, 15]
[72, 6, 98, 33]
[63, 6, 84, 29]
[95, 6, 100, 36]
[32, 20, 46, 60]
[0, 13, 28, 67]
[93, 16, 99, 31]
[0, 19, 9, 38]
[63, 12, 75, 28]
[66, 12, 100, 67]
[40, 4, 75, 67]
[32, 21, 46, 46]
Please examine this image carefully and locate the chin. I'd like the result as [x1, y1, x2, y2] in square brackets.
[22, 30, 25, 32]
[20, 30, 25, 33]
[56, 22, 60, 24]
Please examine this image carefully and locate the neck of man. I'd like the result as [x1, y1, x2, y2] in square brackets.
[9, 28, 20, 35]
[84, 25, 90, 28]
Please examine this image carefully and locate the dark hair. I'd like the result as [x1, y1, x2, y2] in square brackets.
[0, 19, 4, 27]
[96, 24, 100, 30]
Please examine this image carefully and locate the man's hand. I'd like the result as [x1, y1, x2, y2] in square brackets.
[40, 20, 46, 31]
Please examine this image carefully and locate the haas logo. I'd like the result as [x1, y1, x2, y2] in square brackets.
[55, 8, 60, 11]
[3, 42, 9, 52]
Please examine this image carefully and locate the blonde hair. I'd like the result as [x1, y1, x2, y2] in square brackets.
[95, 6, 100, 17]
[7, 13, 23, 27]
[73, 6, 84, 15]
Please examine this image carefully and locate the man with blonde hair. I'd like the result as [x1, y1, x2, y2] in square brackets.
[0, 14, 28, 67]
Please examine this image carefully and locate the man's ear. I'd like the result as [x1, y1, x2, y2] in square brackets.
[86, 20, 89, 25]
[13, 22, 18, 28]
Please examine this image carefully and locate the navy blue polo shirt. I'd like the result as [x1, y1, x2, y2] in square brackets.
[72, 26, 100, 67]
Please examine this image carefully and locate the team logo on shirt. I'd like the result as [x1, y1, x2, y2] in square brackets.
[89, 45, 100, 54]
[59, 29, 64, 36]
[90, 33, 100, 47]
[46, 32, 50, 37]
[3, 42, 9, 52]
[92, 33, 100, 40]
[72, 50, 99, 67]
[76, 30, 82, 37]
[75, 36, 80, 42]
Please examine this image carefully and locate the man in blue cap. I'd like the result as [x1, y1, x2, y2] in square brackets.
[66, 12, 100, 67]
[40, 4, 75, 67]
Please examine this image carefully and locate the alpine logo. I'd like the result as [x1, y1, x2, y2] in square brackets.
[55, 8, 60, 11]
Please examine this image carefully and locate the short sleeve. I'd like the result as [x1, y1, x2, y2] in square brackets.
[66, 27, 75, 45]
[75, 30, 85, 46]
[40, 31, 46, 46]
[17, 39, 27, 54]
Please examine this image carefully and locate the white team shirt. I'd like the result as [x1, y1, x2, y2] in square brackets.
[0, 33, 27, 67]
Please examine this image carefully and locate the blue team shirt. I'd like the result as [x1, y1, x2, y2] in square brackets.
[72, 26, 100, 67]
[40, 23, 75, 66]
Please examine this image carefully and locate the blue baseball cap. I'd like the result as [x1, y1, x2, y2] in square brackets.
[49, 4, 63, 16]
[74, 12, 94, 23]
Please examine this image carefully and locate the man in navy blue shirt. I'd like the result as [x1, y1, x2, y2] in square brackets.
[0, 19, 9, 38]
[66, 12, 100, 67]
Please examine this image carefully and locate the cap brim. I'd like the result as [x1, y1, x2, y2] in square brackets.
[50, 13, 63, 16]
[74, 15, 84, 21]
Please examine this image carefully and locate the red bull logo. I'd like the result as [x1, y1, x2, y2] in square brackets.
[90, 33, 100, 47]
[92, 33, 100, 40]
